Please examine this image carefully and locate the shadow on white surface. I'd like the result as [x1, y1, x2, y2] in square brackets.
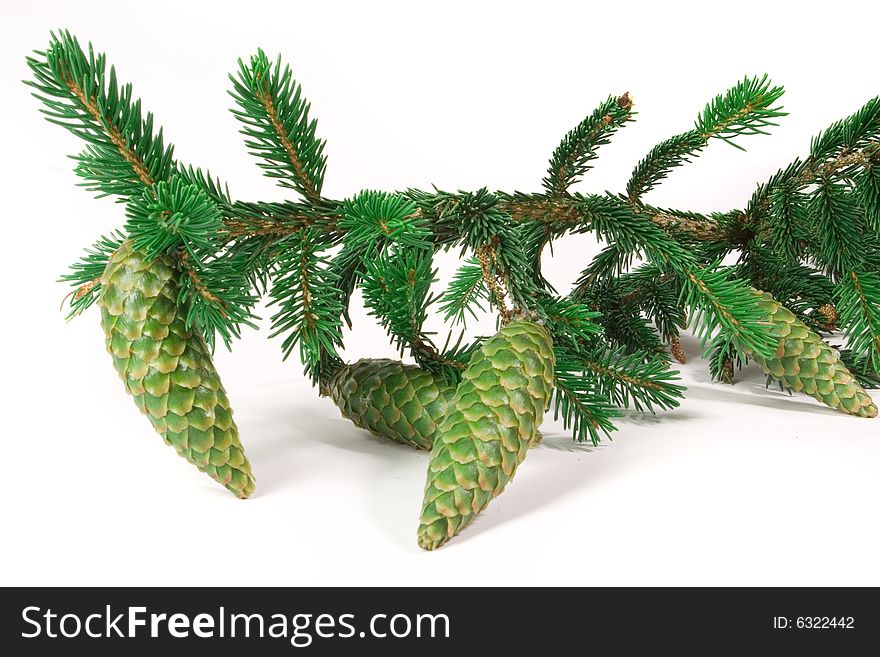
[683, 382, 852, 417]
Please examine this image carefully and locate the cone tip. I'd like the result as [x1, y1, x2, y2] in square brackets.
[417, 525, 449, 551]
[231, 475, 256, 499]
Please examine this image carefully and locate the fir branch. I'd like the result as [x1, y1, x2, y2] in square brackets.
[603, 308, 665, 356]
[498, 192, 592, 224]
[222, 199, 338, 239]
[537, 295, 603, 349]
[708, 334, 749, 384]
[628, 76, 783, 201]
[502, 192, 699, 270]
[25, 30, 173, 199]
[438, 257, 488, 324]
[735, 245, 835, 331]
[569, 244, 633, 300]
[588, 196, 697, 272]
[59, 231, 126, 318]
[516, 221, 559, 292]
[748, 138, 880, 230]
[855, 160, 880, 233]
[220, 189, 735, 247]
[577, 345, 684, 412]
[745, 158, 804, 225]
[766, 180, 810, 264]
[340, 191, 430, 249]
[125, 177, 224, 260]
[809, 176, 865, 276]
[544, 92, 634, 196]
[626, 131, 706, 201]
[695, 75, 785, 149]
[268, 229, 344, 383]
[441, 189, 539, 316]
[837, 348, 880, 389]
[582, 279, 666, 356]
[230, 49, 327, 202]
[836, 270, 880, 372]
[682, 268, 777, 359]
[811, 96, 880, 162]
[553, 356, 620, 445]
[32, 36, 880, 428]
[175, 249, 260, 351]
[809, 142, 880, 183]
[477, 192, 732, 242]
[621, 265, 686, 341]
[361, 249, 438, 357]
[631, 202, 735, 244]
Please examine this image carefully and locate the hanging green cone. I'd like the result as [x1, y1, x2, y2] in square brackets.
[747, 291, 876, 417]
[417, 320, 555, 550]
[99, 242, 256, 498]
[327, 359, 455, 449]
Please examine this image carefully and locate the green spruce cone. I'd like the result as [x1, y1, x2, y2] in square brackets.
[417, 320, 555, 550]
[327, 359, 454, 449]
[99, 242, 256, 497]
[747, 291, 876, 418]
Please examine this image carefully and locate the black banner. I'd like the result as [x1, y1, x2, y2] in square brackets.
[1, 587, 877, 653]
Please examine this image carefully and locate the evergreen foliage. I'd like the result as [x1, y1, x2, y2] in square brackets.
[230, 49, 327, 202]
[30, 31, 880, 447]
[268, 228, 344, 383]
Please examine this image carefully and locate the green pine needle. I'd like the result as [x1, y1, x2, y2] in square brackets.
[125, 176, 224, 260]
[538, 295, 603, 348]
[629, 76, 783, 201]
[811, 96, 880, 161]
[627, 131, 706, 201]
[25, 30, 174, 199]
[620, 264, 685, 340]
[766, 181, 810, 264]
[836, 270, 880, 372]
[544, 93, 634, 196]
[810, 176, 865, 276]
[707, 334, 749, 384]
[552, 356, 621, 445]
[682, 267, 777, 359]
[855, 162, 880, 233]
[587, 196, 696, 272]
[176, 249, 260, 352]
[576, 344, 684, 412]
[230, 49, 327, 202]
[59, 231, 126, 318]
[268, 229, 344, 382]
[695, 75, 786, 148]
[439, 257, 488, 324]
[837, 348, 880, 389]
[340, 190, 430, 250]
[361, 248, 438, 356]
[570, 244, 633, 300]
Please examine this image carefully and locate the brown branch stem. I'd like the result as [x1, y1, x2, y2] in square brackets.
[254, 76, 320, 202]
[62, 75, 154, 186]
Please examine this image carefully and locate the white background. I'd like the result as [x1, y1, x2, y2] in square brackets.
[3, 0, 879, 586]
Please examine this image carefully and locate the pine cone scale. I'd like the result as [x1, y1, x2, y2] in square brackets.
[747, 291, 877, 418]
[99, 242, 256, 498]
[327, 359, 455, 450]
[417, 320, 555, 550]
